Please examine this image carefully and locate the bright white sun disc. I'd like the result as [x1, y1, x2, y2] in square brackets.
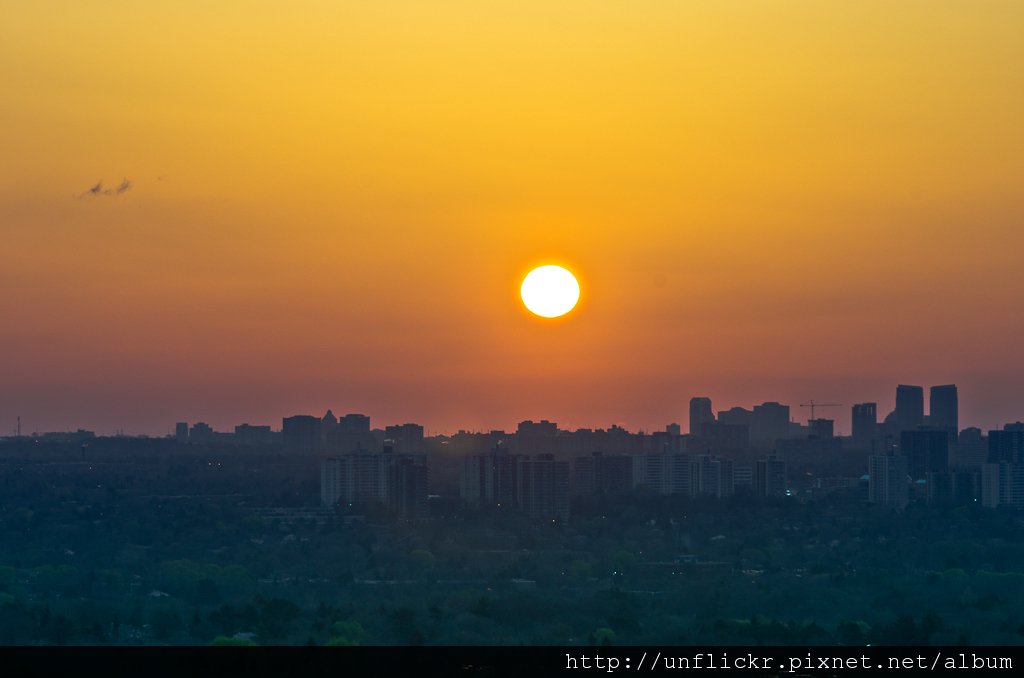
[520, 265, 580, 318]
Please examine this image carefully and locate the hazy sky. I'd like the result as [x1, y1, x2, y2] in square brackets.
[2, 1, 1022, 435]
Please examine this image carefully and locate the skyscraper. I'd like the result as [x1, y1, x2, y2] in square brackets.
[283, 415, 322, 454]
[689, 397, 714, 436]
[930, 384, 958, 435]
[869, 453, 909, 508]
[895, 385, 924, 432]
[988, 430, 1024, 464]
[851, 403, 877, 449]
[518, 454, 570, 524]
[901, 429, 949, 480]
[751, 401, 790, 444]
[755, 456, 787, 497]
[809, 418, 834, 439]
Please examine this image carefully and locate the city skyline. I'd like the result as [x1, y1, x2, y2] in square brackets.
[3, 3, 1024, 440]
[10, 381, 1024, 440]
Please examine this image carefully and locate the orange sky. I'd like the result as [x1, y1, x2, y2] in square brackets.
[2, 1, 1023, 435]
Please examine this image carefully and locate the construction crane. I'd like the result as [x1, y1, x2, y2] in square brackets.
[799, 400, 842, 422]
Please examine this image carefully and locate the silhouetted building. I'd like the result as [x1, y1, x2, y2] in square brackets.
[385, 423, 425, 454]
[517, 420, 558, 437]
[895, 384, 924, 432]
[751, 402, 790, 444]
[628, 453, 698, 496]
[518, 454, 570, 524]
[988, 430, 1024, 464]
[901, 429, 949, 480]
[326, 413, 376, 454]
[926, 470, 979, 507]
[929, 384, 958, 437]
[389, 456, 429, 521]
[234, 423, 274, 445]
[697, 421, 749, 451]
[322, 452, 428, 520]
[868, 453, 909, 508]
[574, 452, 633, 495]
[461, 447, 568, 522]
[718, 406, 753, 428]
[461, 445, 521, 509]
[981, 462, 1024, 508]
[689, 397, 714, 436]
[189, 422, 214, 444]
[322, 409, 338, 434]
[851, 403, 877, 449]
[809, 418, 834, 439]
[632, 453, 670, 494]
[955, 427, 987, 469]
[696, 454, 734, 498]
[174, 422, 189, 444]
[755, 456, 787, 497]
[733, 465, 753, 491]
[283, 415, 322, 454]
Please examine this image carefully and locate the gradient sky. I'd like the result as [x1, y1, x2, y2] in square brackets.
[2, 1, 1023, 436]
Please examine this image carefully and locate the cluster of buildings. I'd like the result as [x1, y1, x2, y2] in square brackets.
[158, 381, 1024, 522]
[858, 385, 1024, 509]
[457, 446, 788, 524]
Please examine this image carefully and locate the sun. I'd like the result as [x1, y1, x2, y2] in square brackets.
[520, 265, 580, 318]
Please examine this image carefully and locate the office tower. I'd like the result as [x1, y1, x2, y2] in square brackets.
[668, 454, 696, 496]
[755, 456, 787, 497]
[574, 452, 633, 495]
[322, 453, 428, 520]
[325, 413, 376, 454]
[895, 385, 924, 432]
[632, 453, 670, 495]
[929, 385, 958, 436]
[174, 422, 189, 444]
[696, 421, 749, 451]
[988, 430, 1024, 464]
[901, 429, 949, 480]
[868, 453, 909, 508]
[809, 418, 834, 439]
[981, 462, 1024, 508]
[517, 454, 570, 524]
[389, 457, 429, 521]
[733, 466, 753, 490]
[696, 454, 734, 498]
[461, 445, 521, 508]
[189, 422, 214, 444]
[926, 471, 980, 507]
[689, 397, 714, 436]
[321, 457, 346, 507]
[851, 403, 877, 449]
[385, 423, 425, 454]
[717, 406, 753, 427]
[751, 402, 790, 444]
[234, 423, 273, 445]
[339, 413, 370, 435]
[629, 452, 696, 496]
[955, 428, 987, 469]
[283, 415, 322, 454]
[516, 420, 558, 437]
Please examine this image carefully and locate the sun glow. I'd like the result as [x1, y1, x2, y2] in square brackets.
[520, 265, 580, 318]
